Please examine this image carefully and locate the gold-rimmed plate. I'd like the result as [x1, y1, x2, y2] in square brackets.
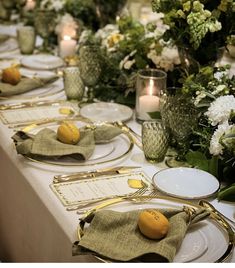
[21, 54, 64, 70]
[76, 196, 234, 263]
[24, 122, 134, 167]
[152, 167, 220, 200]
[80, 102, 133, 123]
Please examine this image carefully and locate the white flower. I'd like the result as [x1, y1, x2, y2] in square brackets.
[211, 84, 226, 95]
[209, 121, 233, 156]
[95, 24, 118, 40]
[147, 46, 180, 71]
[119, 50, 137, 70]
[123, 59, 136, 70]
[205, 95, 235, 126]
[79, 30, 92, 44]
[194, 91, 207, 106]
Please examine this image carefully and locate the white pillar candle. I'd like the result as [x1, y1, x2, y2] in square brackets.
[138, 78, 160, 120]
[59, 36, 77, 58]
[139, 95, 160, 120]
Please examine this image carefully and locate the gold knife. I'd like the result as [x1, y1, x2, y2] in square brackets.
[53, 166, 141, 183]
[0, 100, 62, 110]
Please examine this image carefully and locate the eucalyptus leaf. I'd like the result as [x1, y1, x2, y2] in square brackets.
[208, 156, 219, 178]
[148, 111, 161, 119]
[185, 151, 209, 171]
[217, 183, 235, 201]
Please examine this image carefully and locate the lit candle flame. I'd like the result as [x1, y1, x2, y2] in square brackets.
[63, 35, 72, 41]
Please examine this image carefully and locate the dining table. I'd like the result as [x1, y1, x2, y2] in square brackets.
[0, 24, 234, 263]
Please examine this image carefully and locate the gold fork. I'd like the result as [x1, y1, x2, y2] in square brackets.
[76, 186, 148, 215]
[76, 187, 160, 215]
[112, 121, 143, 150]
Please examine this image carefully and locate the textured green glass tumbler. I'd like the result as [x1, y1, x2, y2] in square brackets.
[63, 67, 85, 100]
[142, 120, 169, 162]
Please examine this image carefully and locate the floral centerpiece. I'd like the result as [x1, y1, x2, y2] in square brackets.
[78, 16, 181, 105]
[150, 1, 235, 201]
[151, 0, 235, 67]
[166, 66, 235, 201]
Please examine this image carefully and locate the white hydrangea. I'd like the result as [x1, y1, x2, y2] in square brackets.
[205, 95, 235, 126]
[147, 46, 180, 71]
[209, 121, 232, 156]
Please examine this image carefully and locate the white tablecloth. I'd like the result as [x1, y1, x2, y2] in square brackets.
[0, 36, 234, 263]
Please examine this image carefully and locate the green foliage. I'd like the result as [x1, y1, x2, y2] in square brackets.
[65, 0, 127, 31]
[218, 183, 235, 201]
[185, 150, 209, 171]
[151, 0, 235, 65]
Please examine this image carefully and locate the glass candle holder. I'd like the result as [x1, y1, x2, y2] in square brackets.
[135, 69, 167, 123]
[63, 67, 85, 101]
[142, 120, 169, 163]
[17, 26, 36, 54]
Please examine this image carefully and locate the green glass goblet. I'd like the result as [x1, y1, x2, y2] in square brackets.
[160, 88, 198, 167]
[78, 45, 103, 103]
[34, 10, 56, 52]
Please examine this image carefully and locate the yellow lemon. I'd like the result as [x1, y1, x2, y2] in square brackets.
[57, 122, 80, 145]
[2, 66, 21, 85]
[138, 209, 170, 239]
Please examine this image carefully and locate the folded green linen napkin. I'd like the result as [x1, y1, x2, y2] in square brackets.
[73, 208, 210, 262]
[12, 125, 122, 160]
[0, 76, 58, 97]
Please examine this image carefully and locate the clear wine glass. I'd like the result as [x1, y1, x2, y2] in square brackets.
[78, 45, 103, 102]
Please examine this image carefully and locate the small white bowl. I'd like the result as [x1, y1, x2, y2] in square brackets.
[152, 167, 220, 199]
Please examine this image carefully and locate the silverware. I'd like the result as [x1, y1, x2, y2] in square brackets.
[8, 115, 90, 130]
[0, 100, 63, 110]
[53, 166, 141, 183]
[199, 200, 235, 231]
[75, 188, 158, 214]
[78, 186, 148, 217]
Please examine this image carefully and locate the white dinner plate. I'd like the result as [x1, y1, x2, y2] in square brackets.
[0, 38, 18, 53]
[21, 54, 64, 70]
[78, 197, 231, 263]
[0, 24, 21, 37]
[20, 68, 57, 80]
[25, 122, 133, 166]
[80, 102, 133, 123]
[152, 167, 220, 199]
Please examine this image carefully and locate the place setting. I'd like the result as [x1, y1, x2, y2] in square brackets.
[72, 195, 234, 263]
[11, 120, 134, 167]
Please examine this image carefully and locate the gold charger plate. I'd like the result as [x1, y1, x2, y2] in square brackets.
[74, 196, 234, 263]
[24, 122, 134, 167]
